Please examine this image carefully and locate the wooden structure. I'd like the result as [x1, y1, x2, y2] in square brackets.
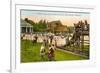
[69, 20, 89, 56]
[47, 20, 68, 33]
[21, 19, 33, 34]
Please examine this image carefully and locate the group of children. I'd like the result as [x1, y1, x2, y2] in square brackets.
[40, 44, 56, 61]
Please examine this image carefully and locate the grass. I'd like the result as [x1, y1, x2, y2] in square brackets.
[21, 40, 87, 63]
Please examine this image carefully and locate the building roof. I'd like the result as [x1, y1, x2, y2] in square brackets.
[47, 20, 68, 32]
[55, 25, 68, 32]
[21, 19, 33, 27]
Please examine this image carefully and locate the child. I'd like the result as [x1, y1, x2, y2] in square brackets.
[40, 45, 46, 59]
[48, 45, 55, 61]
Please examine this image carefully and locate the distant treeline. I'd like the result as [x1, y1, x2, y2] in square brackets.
[24, 18, 74, 33]
[24, 18, 47, 32]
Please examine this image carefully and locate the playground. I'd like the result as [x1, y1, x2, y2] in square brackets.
[21, 40, 87, 63]
[21, 10, 90, 62]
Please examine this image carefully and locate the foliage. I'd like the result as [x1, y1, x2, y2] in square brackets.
[24, 18, 35, 25]
[25, 18, 47, 32]
[33, 20, 47, 32]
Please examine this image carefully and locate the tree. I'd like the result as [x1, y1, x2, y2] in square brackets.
[24, 18, 28, 22]
[32, 20, 47, 32]
[24, 18, 35, 25]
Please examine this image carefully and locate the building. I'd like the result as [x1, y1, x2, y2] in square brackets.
[47, 20, 68, 33]
[21, 19, 33, 34]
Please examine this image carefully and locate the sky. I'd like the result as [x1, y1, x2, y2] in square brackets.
[21, 10, 90, 26]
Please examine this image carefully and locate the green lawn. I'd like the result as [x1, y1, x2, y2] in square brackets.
[21, 40, 87, 63]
